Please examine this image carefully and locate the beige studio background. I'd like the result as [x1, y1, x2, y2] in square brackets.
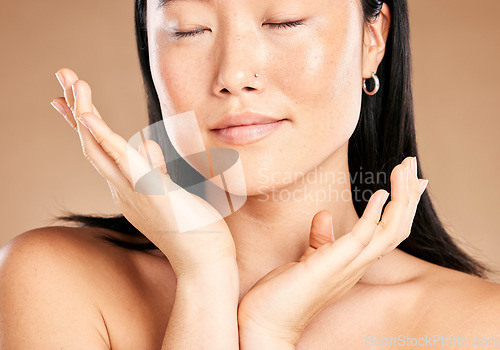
[1, 1, 499, 281]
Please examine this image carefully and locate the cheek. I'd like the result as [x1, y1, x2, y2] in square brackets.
[272, 22, 363, 145]
[149, 41, 208, 116]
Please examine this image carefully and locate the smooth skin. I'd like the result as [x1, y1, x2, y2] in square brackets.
[45, 69, 424, 350]
[2, 0, 500, 349]
[53, 66, 424, 349]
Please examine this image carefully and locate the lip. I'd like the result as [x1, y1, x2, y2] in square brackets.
[210, 112, 285, 130]
[210, 111, 287, 145]
[211, 119, 287, 145]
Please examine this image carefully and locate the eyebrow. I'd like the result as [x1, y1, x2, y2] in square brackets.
[157, 0, 211, 10]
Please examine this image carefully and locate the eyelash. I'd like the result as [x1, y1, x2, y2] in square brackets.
[268, 20, 304, 29]
[174, 28, 207, 39]
[173, 20, 304, 39]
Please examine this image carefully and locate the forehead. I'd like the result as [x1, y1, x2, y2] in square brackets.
[149, 0, 363, 14]
[146, 0, 364, 27]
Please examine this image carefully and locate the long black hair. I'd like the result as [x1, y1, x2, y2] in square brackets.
[54, 0, 488, 277]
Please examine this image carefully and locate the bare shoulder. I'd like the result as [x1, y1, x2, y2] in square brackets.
[0, 226, 175, 349]
[0, 226, 116, 348]
[413, 262, 500, 338]
[0, 225, 147, 282]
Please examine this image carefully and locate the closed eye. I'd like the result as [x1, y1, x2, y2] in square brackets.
[173, 20, 304, 39]
[264, 20, 304, 29]
[174, 28, 210, 39]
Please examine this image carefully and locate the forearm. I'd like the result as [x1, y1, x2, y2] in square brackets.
[161, 262, 240, 350]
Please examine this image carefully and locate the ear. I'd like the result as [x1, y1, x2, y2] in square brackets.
[362, 3, 391, 79]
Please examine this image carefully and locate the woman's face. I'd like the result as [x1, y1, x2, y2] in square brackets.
[147, 0, 368, 195]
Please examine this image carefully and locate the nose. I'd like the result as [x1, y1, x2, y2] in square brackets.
[212, 30, 267, 97]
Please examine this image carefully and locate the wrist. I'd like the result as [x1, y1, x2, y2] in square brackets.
[176, 259, 239, 299]
[165, 258, 240, 350]
[165, 243, 238, 277]
[238, 313, 300, 350]
[239, 326, 297, 350]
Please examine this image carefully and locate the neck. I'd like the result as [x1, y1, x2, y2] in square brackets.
[222, 142, 366, 296]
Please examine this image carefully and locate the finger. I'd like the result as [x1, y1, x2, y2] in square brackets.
[73, 80, 98, 136]
[383, 157, 426, 254]
[399, 157, 424, 240]
[356, 160, 424, 264]
[55, 68, 103, 121]
[298, 210, 335, 262]
[72, 80, 132, 192]
[302, 189, 389, 270]
[78, 111, 157, 191]
[384, 157, 414, 249]
[343, 165, 407, 270]
[55, 68, 79, 114]
[380, 162, 410, 246]
[379, 164, 411, 253]
[138, 140, 168, 176]
[78, 115, 133, 193]
[349, 189, 390, 249]
[309, 210, 335, 249]
[51, 97, 77, 131]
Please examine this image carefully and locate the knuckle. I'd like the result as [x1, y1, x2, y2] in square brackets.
[359, 215, 379, 227]
[112, 152, 123, 167]
[95, 136, 106, 149]
[102, 144, 121, 165]
[388, 234, 399, 247]
[377, 219, 386, 229]
[349, 232, 370, 250]
[95, 132, 122, 165]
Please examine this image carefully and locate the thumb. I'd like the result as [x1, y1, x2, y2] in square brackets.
[298, 210, 335, 262]
[309, 210, 335, 248]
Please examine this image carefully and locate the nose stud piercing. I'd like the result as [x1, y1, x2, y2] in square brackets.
[254, 73, 259, 77]
[363, 72, 380, 96]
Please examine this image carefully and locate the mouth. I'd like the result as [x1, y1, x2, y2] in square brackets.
[210, 119, 288, 145]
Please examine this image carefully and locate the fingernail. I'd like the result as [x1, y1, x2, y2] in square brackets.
[380, 191, 390, 205]
[419, 179, 429, 194]
[55, 72, 65, 88]
[50, 101, 66, 116]
[411, 157, 417, 175]
[72, 83, 77, 99]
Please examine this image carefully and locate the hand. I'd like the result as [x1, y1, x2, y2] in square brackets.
[237, 156, 428, 347]
[51, 68, 238, 278]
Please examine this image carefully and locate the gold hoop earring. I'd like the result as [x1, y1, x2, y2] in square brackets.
[363, 72, 380, 96]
